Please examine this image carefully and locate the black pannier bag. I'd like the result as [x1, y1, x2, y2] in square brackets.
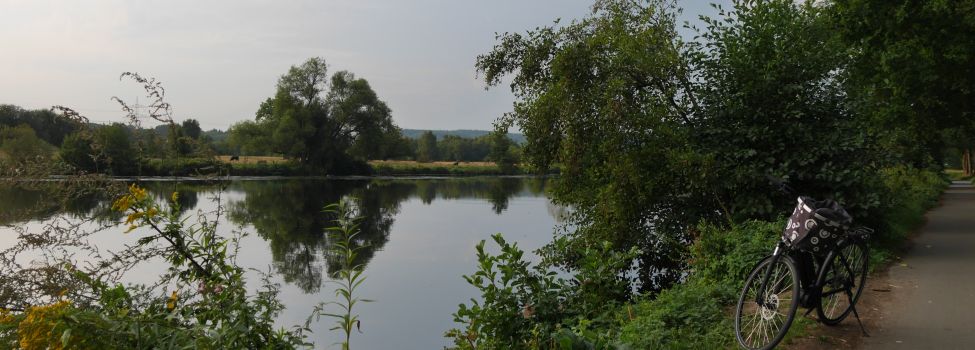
[781, 196, 853, 254]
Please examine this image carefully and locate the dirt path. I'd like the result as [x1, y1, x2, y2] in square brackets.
[788, 181, 975, 349]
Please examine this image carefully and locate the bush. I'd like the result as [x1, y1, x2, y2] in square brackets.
[0, 124, 55, 165]
[448, 234, 636, 349]
[618, 221, 779, 348]
[866, 166, 947, 263]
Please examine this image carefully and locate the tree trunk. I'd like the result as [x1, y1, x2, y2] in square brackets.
[964, 149, 972, 176]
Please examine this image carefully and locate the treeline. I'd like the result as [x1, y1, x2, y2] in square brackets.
[0, 103, 229, 175]
[1, 57, 522, 176]
[450, 0, 975, 348]
[224, 57, 521, 169]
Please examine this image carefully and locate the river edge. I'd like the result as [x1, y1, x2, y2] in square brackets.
[5, 174, 556, 182]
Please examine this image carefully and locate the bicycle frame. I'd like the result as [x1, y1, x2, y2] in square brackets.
[754, 236, 863, 311]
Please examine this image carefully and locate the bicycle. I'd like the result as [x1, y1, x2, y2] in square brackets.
[734, 177, 873, 350]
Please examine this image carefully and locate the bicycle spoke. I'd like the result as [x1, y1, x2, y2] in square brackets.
[738, 256, 800, 349]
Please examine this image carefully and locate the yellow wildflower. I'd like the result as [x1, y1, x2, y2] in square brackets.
[130, 184, 148, 201]
[171, 191, 179, 203]
[17, 300, 72, 350]
[0, 308, 11, 324]
[167, 291, 178, 311]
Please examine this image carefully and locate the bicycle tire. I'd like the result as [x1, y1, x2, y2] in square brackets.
[816, 239, 869, 325]
[735, 255, 800, 350]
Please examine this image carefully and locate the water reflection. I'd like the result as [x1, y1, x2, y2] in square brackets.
[222, 178, 548, 293]
[0, 183, 121, 226]
[0, 177, 556, 349]
[0, 178, 550, 294]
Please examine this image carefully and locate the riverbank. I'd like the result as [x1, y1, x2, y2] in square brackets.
[608, 167, 948, 348]
[116, 157, 538, 177]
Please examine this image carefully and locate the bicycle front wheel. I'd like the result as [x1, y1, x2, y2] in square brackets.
[817, 239, 868, 325]
[735, 255, 800, 350]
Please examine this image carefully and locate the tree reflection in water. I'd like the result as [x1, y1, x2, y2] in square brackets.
[224, 178, 549, 293]
[0, 178, 550, 294]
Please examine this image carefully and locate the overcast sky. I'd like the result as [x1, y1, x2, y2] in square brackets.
[0, 0, 728, 131]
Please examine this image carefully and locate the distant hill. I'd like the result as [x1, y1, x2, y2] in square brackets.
[401, 129, 526, 144]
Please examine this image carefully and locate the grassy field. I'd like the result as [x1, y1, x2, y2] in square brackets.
[216, 155, 290, 164]
[369, 160, 524, 176]
[369, 160, 497, 167]
[944, 168, 973, 181]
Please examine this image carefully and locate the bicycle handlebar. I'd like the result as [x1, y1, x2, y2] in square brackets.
[765, 174, 796, 196]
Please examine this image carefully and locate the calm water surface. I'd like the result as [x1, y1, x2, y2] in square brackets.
[0, 177, 561, 349]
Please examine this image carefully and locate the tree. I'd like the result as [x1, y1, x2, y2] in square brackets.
[181, 119, 202, 140]
[830, 0, 975, 168]
[488, 131, 517, 172]
[477, 0, 697, 292]
[0, 124, 54, 164]
[416, 131, 438, 162]
[251, 57, 402, 172]
[60, 124, 137, 174]
[60, 133, 96, 172]
[0, 105, 79, 147]
[328, 71, 401, 160]
[228, 120, 273, 156]
[691, 0, 881, 221]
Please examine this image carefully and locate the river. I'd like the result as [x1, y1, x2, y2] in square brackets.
[0, 177, 562, 349]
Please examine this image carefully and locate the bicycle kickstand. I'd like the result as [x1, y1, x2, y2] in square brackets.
[847, 287, 869, 337]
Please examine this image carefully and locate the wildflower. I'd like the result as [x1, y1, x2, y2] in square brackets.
[17, 300, 72, 350]
[167, 291, 178, 311]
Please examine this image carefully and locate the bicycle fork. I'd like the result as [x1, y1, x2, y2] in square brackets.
[754, 243, 785, 307]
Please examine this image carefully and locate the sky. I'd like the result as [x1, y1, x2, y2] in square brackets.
[0, 0, 728, 131]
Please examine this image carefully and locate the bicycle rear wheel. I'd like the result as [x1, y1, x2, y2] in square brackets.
[817, 239, 868, 325]
[735, 255, 800, 350]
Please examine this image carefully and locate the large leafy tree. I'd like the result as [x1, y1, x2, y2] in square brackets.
[415, 130, 439, 162]
[60, 123, 137, 175]
[690, 0, 882, 220]
[477, 0, 701, 291]
[250, 57, 402, 172]
[830, 0, 975, 167]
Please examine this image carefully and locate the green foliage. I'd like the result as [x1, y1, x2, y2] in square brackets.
[0, 124, 55, 165]
[868, 166, 948, 263]
[477, 0, 703, 295]
[0, 184, 311, 348]
[369, 161, 527, 176]
[691, 0, 882, 220]
[59, 133, 96, 172]
[689, 221, 781, 290]
[236, 57, 402, 171]
[619, 279, 735, 349]
[488, 131, 518, 172]
[317, 201, 373, 350]
[0, 104, 79, 147]
[450, 234, 565, 349]
[180, 119, 202, 140]
[0, 185, 381, 349]
[416, 131, 439, 163]
[227, 120, 274, 156]
[438, 135, 491, 162]
[830, 0, 975, 167]
[60, 123, 138, 175]
[616, 221, 777, 348]
[616, 168, 945, 348]
[449, 234, 637, 349]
